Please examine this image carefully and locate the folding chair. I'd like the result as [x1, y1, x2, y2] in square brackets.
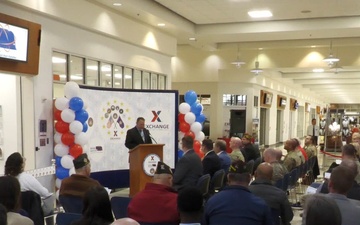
[210, 169, 225, 194]
[56, 212, 82, 225]
[59, 195, 83, 214]
[196, 174, 211, 197]
[110, 196, 132, 219]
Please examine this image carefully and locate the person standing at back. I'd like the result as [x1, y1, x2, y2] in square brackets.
[173, 136, 203, 191]
[307, 119, 319, 146]
[125, 117, 152, 150]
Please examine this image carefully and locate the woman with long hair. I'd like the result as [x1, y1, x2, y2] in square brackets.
[71, 186, 114, 225]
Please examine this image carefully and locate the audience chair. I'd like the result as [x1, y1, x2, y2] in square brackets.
[110, 196, 132, 219]
[21, 191, 45, 225]
[56, 212, 82, 225]
[210, 169, 225, 193]
[196, 174, 211, 197]
[246, 160, 255, 176]
[288, 168, 299, 203]
[59, 195, 83, 214]
[253, 156, 262, 174]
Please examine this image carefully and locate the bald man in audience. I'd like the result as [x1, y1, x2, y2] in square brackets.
[229, 137, 245, 163]
[128, 161, 179, 224]
[111, 218, 139, 225]
[263, 148, 288, 183]
[249, 163, 293, 225]
[327, 165, 360, 225]
[283, 139, 303, 171]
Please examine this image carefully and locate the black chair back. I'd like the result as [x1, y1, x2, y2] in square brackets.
[21, 191, 44, 225]
[110, 196, 132, 219]
[56, 212, 82, 225]
[59, 195, 83, 214]
[246, 160, 255, 174]
[271, 208, 281, 225]
[211, 169, 225, 191]
[196, 174, 211, 197]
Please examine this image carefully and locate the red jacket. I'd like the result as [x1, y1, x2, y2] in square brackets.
[127, 182, 179, 223]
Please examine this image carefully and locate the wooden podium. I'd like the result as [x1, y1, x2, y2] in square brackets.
[128, 144, 164, 197]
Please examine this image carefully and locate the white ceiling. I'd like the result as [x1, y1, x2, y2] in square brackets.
[91, 0, 360, 104]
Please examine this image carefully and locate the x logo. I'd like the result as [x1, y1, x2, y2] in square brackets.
[151, 111, 162, 122]
[114, 131, 118, 136]
[151, 156, 154, 160]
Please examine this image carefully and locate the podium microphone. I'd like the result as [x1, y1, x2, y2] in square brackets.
[149, 133, 157, 144]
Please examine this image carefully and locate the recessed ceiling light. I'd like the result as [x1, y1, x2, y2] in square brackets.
[189, 37, 196, 41]
[157, 23, 165, 27]
[113, 3, 122, 6]
[311, 45, 316, 48]
[248, 10, 273, 18]
[313, 68, 324, 73]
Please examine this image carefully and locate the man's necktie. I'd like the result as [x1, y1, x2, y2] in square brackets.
[140, 130, 145, 142]
[313, 126, 315, 136]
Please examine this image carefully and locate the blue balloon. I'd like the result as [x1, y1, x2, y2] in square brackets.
[55, 156, 62, 167]
[82, 122, 88, 132]
[178, 150, 184, 160]
[56, 166, 69, 179]
[195, 113, 206, 123]
[184, 90, 197, 105]
[69, 97, 84, 112]
[191, 103, 202, 115]
[75, 109, 89, 123]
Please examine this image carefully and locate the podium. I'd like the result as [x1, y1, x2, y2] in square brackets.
[128, 144, 164, 197]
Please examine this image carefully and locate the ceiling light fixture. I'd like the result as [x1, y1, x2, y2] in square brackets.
[250, 50, 263, 75]
[312, 68, 324, 73]
[323, 41, 339, 66]
[189, 37, 196, 41]
[113, 3, 122, 6]
[248, 10, 273, 18]
[230, 44, 246, 68]
[157, 23, 165, 27]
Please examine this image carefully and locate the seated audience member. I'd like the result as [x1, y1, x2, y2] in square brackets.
[111, 218, 139, 225]
[60, 153, 101, 198]
[128, 161, 179, 224]
[0, 176, 33, 225]
[229, 137, 245, 163]
[351, 132, 360, 159]
[241, 133, 260, 162]
[263, 148, 288, 182]
[178, 187, 203, 225]
[201, 139, 221, 177]
[304, 135, 317, 159]
[0, 204, 6, 225]
[173, 136, 202, 191]
[302, 194, 341, 225]
[71, 186, 114, 225]
[283, 139, 303, 171]
[327, 165, 360, 225]
[249, 163, 293, 225]
[293, 138, 307, 162]
[204, 160, 273, 225]
[5, 152, 54, 215]
[213, 140, 231, 172]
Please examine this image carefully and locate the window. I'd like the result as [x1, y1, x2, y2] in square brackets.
[86, 59, 99, 86]
[142, 71, 150, 89]
[124, 67, 133, 89]
[52, 52, 67, 82]
[223, 94, 247, 106]
[100, 63, 112, 87]
[133, 69, 142, 89]
[114, 65, 123, 88]
[70, 55, 84, 84]
[151, 73, 158, 90]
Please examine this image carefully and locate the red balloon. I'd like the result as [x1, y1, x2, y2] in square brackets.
[193, 140, 201, 152]
[179, 122, 190, 133]
[69, 144, 83, 158]
[178, 113, 185, 123]
[61, 132, 75, 146]
[54, 109, 62, 121]
[195, 150, 204, 159]
[55, 121, 69, 133]
[185, 131, 195, 140]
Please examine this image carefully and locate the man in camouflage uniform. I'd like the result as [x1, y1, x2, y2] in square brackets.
[263, 148, 288, 183]
[229, 137, 245, 163]
[283, 139, 302, 172]
[304, 135, 317, 159]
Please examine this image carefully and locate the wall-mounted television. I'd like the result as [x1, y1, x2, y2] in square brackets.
[280, 98, 287, 106]
[0, 22, 29, 62]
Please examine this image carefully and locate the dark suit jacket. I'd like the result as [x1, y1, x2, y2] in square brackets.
[202, 151, 221, 177]
[125, 126, 152, 150]
[173, 149, 203, 191]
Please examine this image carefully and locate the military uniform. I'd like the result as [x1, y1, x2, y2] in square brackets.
[229, 149, 245, 162]
[270, 161, 288, 182]
[304, 144, 317, 158]
[283, 151, 302, 171]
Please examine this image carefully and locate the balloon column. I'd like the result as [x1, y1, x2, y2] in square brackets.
[178, 90, 206, 158]
[53, 82, 89, 196]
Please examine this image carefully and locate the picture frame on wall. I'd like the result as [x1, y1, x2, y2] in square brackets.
[264, 93, 273, 105]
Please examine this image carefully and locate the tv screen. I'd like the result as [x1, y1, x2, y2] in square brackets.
[280, 98, 287, 106]
[0, 22, 29, 62]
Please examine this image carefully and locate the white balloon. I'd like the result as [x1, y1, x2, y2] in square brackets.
[54, 144, 69, 157]
[54, 132, 62, 144]
[56, 190, 60, 201]
[75, 132, 88, 146]
[55, 178, 62, 189]
[70, 121, 83, 134]
[83, 100, 88, 110]
[179, 103, 191, 114]
[184, 112, 196, 124]
[64, 81, 80, 99]
[191, 122, 202, 133]
[195, 131, 205, 142]
[61, 109, 75, 123]
[178, 131, 185, 141]
[69, 167, 76, 176]
[55, 97, 69, 111]
[60, 155, 74, 169]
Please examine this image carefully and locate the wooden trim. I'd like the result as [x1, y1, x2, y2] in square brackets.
[316, 106, 321, 115]
[260, 90, 273, 108]
[0, 13, 41, 75]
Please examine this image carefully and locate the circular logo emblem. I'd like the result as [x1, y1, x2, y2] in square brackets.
[143, 154, 160, 176]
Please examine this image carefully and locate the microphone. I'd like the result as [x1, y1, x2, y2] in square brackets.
[149, 133, 157, 144]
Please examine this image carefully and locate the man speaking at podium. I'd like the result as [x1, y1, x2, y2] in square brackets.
[125, 117, 152, 150]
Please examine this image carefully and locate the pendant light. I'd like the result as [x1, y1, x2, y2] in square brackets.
[323, 41, 340, 66]
[230, 44, 245, 68]
[251, 50, 263, 75]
